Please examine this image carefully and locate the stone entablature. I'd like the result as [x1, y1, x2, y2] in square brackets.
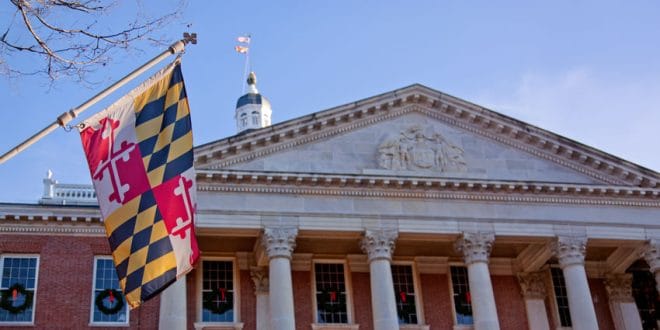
[195, 170, 660, 208]
[193, 85, 658, 188]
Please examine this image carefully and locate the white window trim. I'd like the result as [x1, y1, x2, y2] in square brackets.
[447, 263, 474, 330]
[311, 259, 357, 327]
[0, 254, 39, 326]
[391, 261, 426, 326]
[196, 257, 241, 328]
[547, 266, 572, 330]
[89, 256, 129, 327]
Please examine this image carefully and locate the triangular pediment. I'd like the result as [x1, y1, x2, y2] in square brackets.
[194, 85, 659, 188]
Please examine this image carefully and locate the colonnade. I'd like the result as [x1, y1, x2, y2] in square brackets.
[159, 229, 660, 330]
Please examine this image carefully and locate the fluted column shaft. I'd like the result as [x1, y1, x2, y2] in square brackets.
[455, 232, 500, 330]
[517, 272, 550, 330]
[262, 227, 298, 330]
[361, 229, 399, 330]
[158, 276, 187, 330]
[604, 274, 643, 330]
[553, 236, 598, 330]
[251, 267, 271, 330]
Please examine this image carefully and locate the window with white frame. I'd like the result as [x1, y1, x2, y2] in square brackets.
[240, 113, 248, 127]
[392, 264, 418, 324]
[314, 263, 348, 324]
[201, 260, 235, 322]
[450, 266, 473, 325]
[90, 257, 128, 325]
[251, 111, 260, 125]
[550, 267, 572, 327]
[0, 255, 38, 323]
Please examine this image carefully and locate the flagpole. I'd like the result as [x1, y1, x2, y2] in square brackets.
[0, 32, 198, 165]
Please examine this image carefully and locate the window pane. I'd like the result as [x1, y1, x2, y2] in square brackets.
[91, 258, 128, 324]
[202, 261, 235, 322]
[392, 265, 418, 324]
[551, 268, 572, 327]
[0, 257, 38, 323]
[450, 266, 473, 325]
[315, 263, 348, 324]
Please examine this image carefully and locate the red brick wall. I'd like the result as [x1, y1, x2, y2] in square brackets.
[492, 275, 528, 330]
[292, 271, 313, 330]
[420, 273, 453, 329]
[351, 272, 373, 329]
[0, 234, 159, 329]
[240, 270, 256, 330]
[590, 278, 615, 330]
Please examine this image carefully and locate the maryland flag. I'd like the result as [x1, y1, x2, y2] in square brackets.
[79, 60, 199, 309]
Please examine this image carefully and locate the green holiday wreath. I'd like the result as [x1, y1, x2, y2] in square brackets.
[203, 288, 233, 315]
[0, 283, 34, 314]
[454, 291, 472, 316]
[316, 287, 345, 314]
[95, 289, 125, 315]
[395, 291, 417, 317]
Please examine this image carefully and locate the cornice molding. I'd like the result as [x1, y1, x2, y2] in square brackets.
[196, 171, 660, 208]
[193, 86, 659, 188]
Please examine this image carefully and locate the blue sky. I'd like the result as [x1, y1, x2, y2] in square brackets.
[1, 1, 659, 202]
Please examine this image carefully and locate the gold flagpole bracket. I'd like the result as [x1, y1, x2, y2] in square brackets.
[0, 32, 198, 165]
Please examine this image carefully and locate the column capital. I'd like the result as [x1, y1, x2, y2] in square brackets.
[517, 271, 547, 300]
[360, 229, 398, 262]
[642, 239, 660, 273]
[552, 235, 587, 269]
[262, 227, 298, 259]
[455, 231, 494, 265]
[604, 273, 634, 303]
[250, 267, 269, 295]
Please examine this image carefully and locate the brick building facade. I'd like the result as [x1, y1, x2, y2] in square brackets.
[1, 84, 660, 329]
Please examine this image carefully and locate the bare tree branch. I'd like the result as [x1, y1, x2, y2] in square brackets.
[0, 0, 185, 83]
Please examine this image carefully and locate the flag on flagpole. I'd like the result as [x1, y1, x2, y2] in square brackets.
[235, 45, 249, 54]
[79, 59, 200, 309]
[237, 36, 251, 43]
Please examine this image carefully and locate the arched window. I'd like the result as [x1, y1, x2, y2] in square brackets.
[240, 113, 248, 127]
[251, 111, 260, 125]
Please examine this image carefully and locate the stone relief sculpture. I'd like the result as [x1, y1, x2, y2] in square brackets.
[378, 125, 467, 172]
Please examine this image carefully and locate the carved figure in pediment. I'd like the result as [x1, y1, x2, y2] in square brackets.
[378, 125, 467, 172]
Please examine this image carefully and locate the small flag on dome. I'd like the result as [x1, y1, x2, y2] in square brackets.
[235, 45, 249, 54]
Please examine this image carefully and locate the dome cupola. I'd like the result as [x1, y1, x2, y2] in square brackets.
[235, 72, 272, 133]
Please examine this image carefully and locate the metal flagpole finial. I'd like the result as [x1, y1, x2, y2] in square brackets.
[183, 32, 197, 45]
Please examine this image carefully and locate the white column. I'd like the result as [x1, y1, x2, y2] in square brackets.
[642, 240, 660, 293]
[251, 267, 271, 330]
[262, 227, 298, 330]
[553, 236, 598, 330]
[455, 232, 500, 330]
[158, 276, 187, 330]
[360, 229, 399, 330]
[517, 272, 550, 330]
[604, 274, 643, 330]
